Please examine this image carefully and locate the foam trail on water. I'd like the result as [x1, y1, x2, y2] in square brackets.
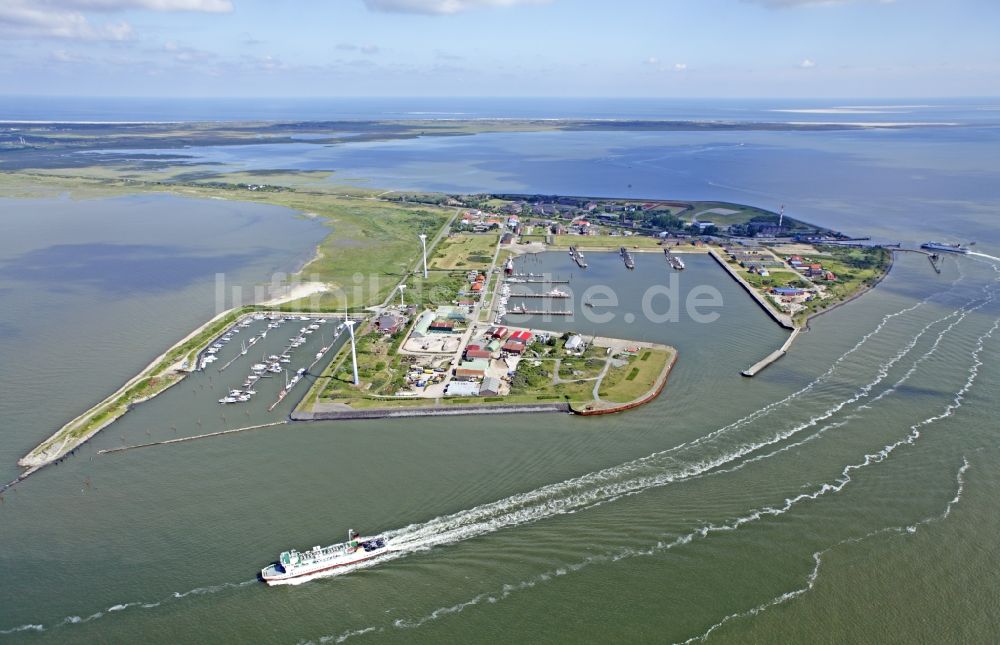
[716, 288, 994, 475]
[676, 458, 971, 644]
[0, 579, 256, 635]
[0, 624, 45, 635]
[381, 298, 987, 553]
[0, 278, 981, 638]
[307, 315, 996, 644]
[171, 579, 256, 598]
[311, 419, 981, 645]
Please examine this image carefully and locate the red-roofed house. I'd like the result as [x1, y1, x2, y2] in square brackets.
[465, 346, 493, 360]
[502, 340, 526, 354]
[508, 330, 533, 343]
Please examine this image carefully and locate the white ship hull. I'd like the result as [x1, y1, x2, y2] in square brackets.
[261, 534, 390, 585]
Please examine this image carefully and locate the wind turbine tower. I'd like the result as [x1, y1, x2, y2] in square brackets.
[778, 204, 785, 229]
[398, 284, 407, 307]
[419, 234, 428, 279]
[344, 319, 359, 385]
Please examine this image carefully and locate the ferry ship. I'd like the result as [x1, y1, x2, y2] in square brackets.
[260, 530, 389, 585]
[921, 241, 970, 254]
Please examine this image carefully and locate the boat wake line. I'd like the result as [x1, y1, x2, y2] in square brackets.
[675, 457, 973, 644]
[310, 458, 974, 645]
[303, 308, 998, 644]
[3, 270, 994, 637]
[376, 290, 995, 553]
[0, 579, 257, 636]
[969, 251, 1000, 263]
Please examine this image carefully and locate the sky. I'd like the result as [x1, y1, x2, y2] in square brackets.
[0, 0, 997, 98]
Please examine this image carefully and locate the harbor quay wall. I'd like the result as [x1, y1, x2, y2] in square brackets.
[708, 249, 796, 330]
[292, 402, 571, 421]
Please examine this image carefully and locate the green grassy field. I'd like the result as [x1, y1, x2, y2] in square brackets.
[430, 233, 499, 270]
[549, 235, 663, 248]
[741, 269, 803, 289]
[597, 348, 672, 404]
[794, 246, 891, 321]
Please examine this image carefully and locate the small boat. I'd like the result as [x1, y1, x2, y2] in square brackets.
[219, 396, 238, 404]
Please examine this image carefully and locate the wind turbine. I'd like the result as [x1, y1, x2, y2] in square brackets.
[419, 234, 428, 279]
[398, 284, 407, 307]
[344, 319, 359, 385]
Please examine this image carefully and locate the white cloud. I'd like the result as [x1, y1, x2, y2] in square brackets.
[0, 2, 133, 40]
[800, 58, 816, 68]
[644, 56, 659, 65]
[0, 0, 229, 40]
[674, 62, 687, 71]
[363, 0, 551, 15]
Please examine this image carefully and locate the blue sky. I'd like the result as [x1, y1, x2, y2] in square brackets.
[0, 0, 997, 97]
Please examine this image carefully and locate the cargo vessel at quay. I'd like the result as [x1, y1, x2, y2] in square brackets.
[260, 530, 389, 585]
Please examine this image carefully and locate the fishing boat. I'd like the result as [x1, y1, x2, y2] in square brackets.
[260, 530, 390, 585]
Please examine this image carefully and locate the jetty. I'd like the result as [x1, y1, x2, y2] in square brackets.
[620, 247, 636, 270]
[665, 249, 685, 270]
[509, 291, 570, 299]
[509, 273, 570, 284]
[741, 328, 800, 377]
[98, 421, 289, 455]
[708, 249, 795, 329]
[508, 307, 573, 316]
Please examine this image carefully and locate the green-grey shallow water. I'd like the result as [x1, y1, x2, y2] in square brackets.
[3, 229, 1000, 643]
[3, 116, 1000, 642]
